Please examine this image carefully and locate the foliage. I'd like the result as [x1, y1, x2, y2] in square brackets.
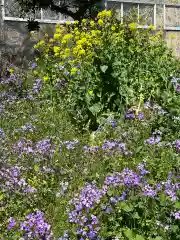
[32, 10, 180, 131]
[15, 0, 104, 23]
[0, 9, 180, 240]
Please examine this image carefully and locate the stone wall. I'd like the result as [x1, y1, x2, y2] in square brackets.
[0, 19, 56, 69]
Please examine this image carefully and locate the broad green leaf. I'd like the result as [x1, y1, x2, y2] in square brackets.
[175, 201, 180, 209]
[154, 237, 163, 240]
[89, 103, 101, 115]
[124, 229, 134, 239]
[135, 235, 145, 240]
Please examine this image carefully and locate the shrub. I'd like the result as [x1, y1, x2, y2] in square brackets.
[1, 9, 180, 240]
[31, 10, 180, 131]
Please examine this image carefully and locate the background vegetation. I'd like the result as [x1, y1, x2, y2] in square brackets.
[0, 9, 180, 240]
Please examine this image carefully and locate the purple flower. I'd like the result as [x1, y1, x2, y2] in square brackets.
[137, 163, 150, 175]
[162, 179, 179, 201]
[176, 84, 180, 92]
[7, 217, 16, 230]
[0, 128, 5, 138]
[144, 101, 153, 109]
[175, 140, 180, 152]
[83, 145, 99, 153]
[14, 123, 36, 133]
[138, 112, 144, 120]
[20, 210, 52, 239]
[55, 79, 66, 89]
[24, 185, 36, 193]
[62, 140, 79, 150]
[105, 169, 140, 188]
[91, 215, 98, 225]
[101, 140, 126, 154]
[125, 113, 135, 120]
[36, 138, 55, 156]
[13, 138, 34, 155]
[152, 130, 162, 136]
[30, 62, 37, 69]
[108, 120, 117, 128]
[171, 211, 180, 220]
[145, 135, 161, 145]
[33, 79, 42, 94]
[105, 207, 112, 214]
[142, 184, 157, 198]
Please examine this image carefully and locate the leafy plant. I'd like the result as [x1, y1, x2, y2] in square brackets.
[32, 10, 180, 131]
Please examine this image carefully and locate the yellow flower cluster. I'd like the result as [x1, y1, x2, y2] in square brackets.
[128, 23, 138, 31]
[34, 40, 45, 49]
[97, 10, 112, 18]
[33, 10, 114, 81]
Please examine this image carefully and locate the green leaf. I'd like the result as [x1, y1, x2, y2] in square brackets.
[175, 201, 180, 209]
[100, 65, 108, 73]
[135, 235, 145, 240]
[153, 237, 163, 240]
[133, 212, 140, 219]
[0, 194, 4, 201]
[107, 189, 113, 196]
[172, 225, 179, 233]
[34, 164, 39, 172]
[89, 103, 101, 115]
[120, 202, 133, 212]
[124, 229, 134, 239]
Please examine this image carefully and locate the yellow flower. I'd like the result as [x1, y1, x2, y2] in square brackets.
[66, 21, 71, 25]
[97, 10, 112, 18]
[61, 39, 67, 44]
[64, 48, 70, 56]
[56, 25, 64, 33]
[73, 47, 78, 54]
[76, 44, 83, 50]
[106, 10, 112, 17]
[43, 75, 49, 81]
[9, 68, 14, 73]
[71, 67, 78, 75]
[128, 23, 138, 31]
[74, 20, 79, 25]
[53, 46, 60, 53]
[75, 30, 80, 36]
[149, 24, 156, 31]
[34, 40, 44, 49]
[39, 40, 44, 46]
[90, 20, 95, 27]
[49, 38, 54, 43]
[98, 19, 104, 25]
[54, 33, 61, 40]
[88, 90, 93, 95]
[78, 49, 85, 55]
[34, 44, 38, 49]
[150, 36, 159, 42]
[111, 26, 116, 31]
[63, 33, 73, 41]
[82, 19, 87, 24]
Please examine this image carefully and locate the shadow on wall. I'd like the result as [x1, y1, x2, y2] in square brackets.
[0, 20, 56, 77]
